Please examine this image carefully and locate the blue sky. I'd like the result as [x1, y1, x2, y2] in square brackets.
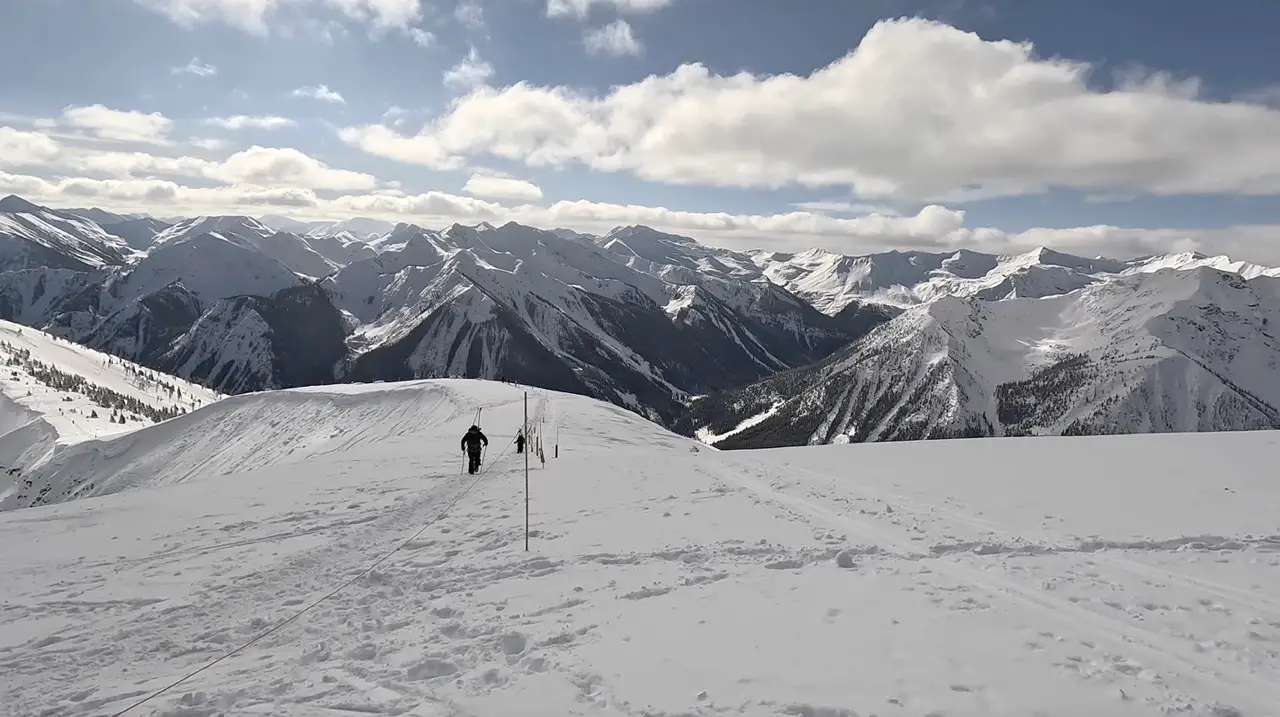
[2, 0, 1280, 259]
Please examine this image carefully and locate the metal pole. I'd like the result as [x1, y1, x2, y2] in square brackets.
[524, 391, 529, 551]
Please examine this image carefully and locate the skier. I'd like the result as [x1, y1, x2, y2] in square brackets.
[461, 424, 489, 474]
[514, 430, 525, 454]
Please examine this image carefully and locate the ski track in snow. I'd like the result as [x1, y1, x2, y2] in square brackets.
[2, 381, 1280, 717]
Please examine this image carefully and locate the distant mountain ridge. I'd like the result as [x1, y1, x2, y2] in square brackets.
[5, 193, 1280, 442]
[687, 266, 1280, 447]
[0, 196, 889, 425]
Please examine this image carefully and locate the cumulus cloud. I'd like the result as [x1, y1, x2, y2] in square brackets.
[584, 20, 642, 57]
[341, 18, 1280, 204]
[546, 0, 672, 20]
[61, 105, 173, 143]
[338, 124, 464, 169]
[133, 0, 422, 34]
[1, 126, 378, 192]
[204, 115, 298, 130]
[0, 128, 61, 169]
[292, 84, 346, 103]
[443, 47, 494, 89]
[462, 173, 544, 202]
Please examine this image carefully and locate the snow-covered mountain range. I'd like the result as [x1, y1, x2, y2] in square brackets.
[690, 266, 1280, 447]
[5, 192, 1280, 442]
[0, 196, 890, 424]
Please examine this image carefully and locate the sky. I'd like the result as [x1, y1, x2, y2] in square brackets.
[3, 0, 1280, 260]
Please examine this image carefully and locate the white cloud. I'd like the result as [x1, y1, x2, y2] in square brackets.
[342, 18, 1280, 204]
[338, 124, 464, 169]
[292, 84, 346, 103]
[443, 47, 494, 89]
[12, 161, 1280, 263]
[546, 0, 672, 20]
[1, 126, 378, 192]
[172, 57, 218, 77]
[212, 146, 379, 189]
[791, 201, 901, 216]
[190, 138, 230, 150]
[325, 0, 422, 28]
[133, 0, 423, 34]
[61, 105, 173, 143]
[408, 27, 435, 47]
[8, 149, 1280, 264]
[463, 173, 544, 201]
[0, 128, 61, 169]
[204, 115, 298, 130]
[584, 20, 642, 57]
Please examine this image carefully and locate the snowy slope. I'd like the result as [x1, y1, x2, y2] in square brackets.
[0, 318, 221, 508]
[153, 216, 339, 278]
[3, 379, 1280, 717]
[109, 231, 305, 308]
[693, 266, 1280, 447]
[0, 195, 136, 271]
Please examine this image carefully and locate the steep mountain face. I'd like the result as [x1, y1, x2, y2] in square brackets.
[327, 222, 875, 423]
[0, 219, 345, 394]
[689, 267, 1280, 448]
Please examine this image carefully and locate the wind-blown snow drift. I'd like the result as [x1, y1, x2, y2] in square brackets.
[3, 378, 1280, 717]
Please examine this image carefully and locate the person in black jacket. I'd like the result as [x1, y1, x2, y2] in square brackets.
[461, 425, 489, 474]
[514, 430, 525, 454]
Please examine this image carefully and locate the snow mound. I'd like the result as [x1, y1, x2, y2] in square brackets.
[1, 379, 652, 512]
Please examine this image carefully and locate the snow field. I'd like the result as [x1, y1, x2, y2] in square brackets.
[0, 319, 220, 445]
[1, 379, 1279, 716]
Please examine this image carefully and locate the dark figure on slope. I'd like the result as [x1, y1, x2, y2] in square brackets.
[515, 430, 525, 454]
[461, 425, 489, 474]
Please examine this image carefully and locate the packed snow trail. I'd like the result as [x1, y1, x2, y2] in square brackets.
[106, 402, 530, 716]
[3, 380, 1280, 716]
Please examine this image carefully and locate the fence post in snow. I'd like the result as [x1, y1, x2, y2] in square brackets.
[524, 391, 530, 552]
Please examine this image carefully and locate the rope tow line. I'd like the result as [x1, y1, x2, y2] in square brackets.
[109, 427, 519, 717]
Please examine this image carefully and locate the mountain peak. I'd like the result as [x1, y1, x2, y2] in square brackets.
[0, 195, 44, 214]
[605, 225, 699, 246]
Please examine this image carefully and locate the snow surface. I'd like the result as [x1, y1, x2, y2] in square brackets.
[3, 378, 1279, 717]
[0, 319, 220, 444]
[0, 202, 136, 269]
[0, 319, 222, 510]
